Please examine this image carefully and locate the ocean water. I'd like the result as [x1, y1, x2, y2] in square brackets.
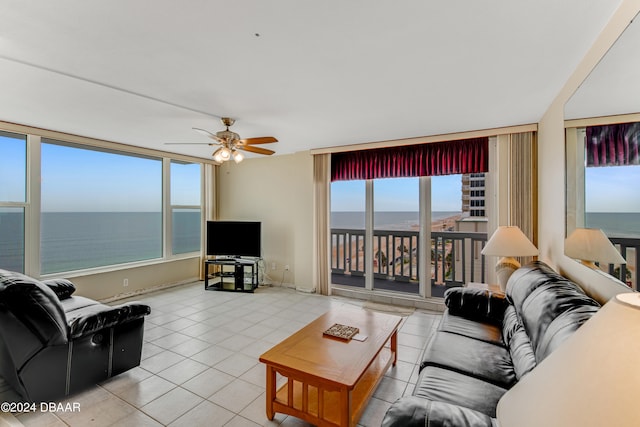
[586, 212, 640, 238]
[331, 211, 461, 230]
[1, 210, 639, 274]
[0, 211, 200, 274]
[331, 211, 640, 237]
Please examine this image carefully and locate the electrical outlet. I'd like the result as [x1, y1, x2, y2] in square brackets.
[123, 278, 129, 287]
[271, 262, 276, 270]
[285, 265, 290, 271]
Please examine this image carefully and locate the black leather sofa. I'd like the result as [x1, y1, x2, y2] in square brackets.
[382, 261, 601, 427]
[0, 269, 151, 402]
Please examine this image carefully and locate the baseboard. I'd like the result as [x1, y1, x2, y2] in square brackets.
[99, 277, 200, 303]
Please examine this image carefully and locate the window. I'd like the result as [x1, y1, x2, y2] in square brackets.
[330, 174, 488, 297]
[330, 180, 365, 285]
[0, 131, 27, 272]
[0, 127, 206, 276]
[40, 140, 163, 273]
[330, 137, 490, 297]
[585, 164, 640, 237]
[431, 174, 465, 296]
[567, 123, 639, 289]
[373, 177, 419, 294]
[585, 165, 640, 288]
[171, 161, 202, 254]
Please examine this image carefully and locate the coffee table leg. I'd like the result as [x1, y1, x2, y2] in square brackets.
[266, 365, 275, 420]
[391, 330, 398, 366]
[340, 388, 350, 427]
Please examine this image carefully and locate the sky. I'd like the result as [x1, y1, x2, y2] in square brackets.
[1, 134, 201, 212]
[2, 134, 640, 213]
[331, 175, 463, 212]
[331, 166, 640, 213]
[585, 165, 640, 212]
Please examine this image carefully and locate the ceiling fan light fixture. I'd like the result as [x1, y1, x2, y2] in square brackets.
[182, 117, 277, 161]
[233, 150, 244, 163]
[212, 147, 224, 162]
[219, 146, 231, 160]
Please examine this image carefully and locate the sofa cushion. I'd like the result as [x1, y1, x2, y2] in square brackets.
[518, 281, 599, 355]
[502, 306, 536, 380]
[445, 287, 509, 324]
[534, 304, 599, 361]
[439, 311, 504, 346]
[420, 331, 516, 388]
[382, 396, 498, 427]
[506, 261, 568, 309]
[414, 366, 507, 417]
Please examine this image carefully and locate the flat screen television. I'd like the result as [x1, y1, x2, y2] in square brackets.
[206, 221, 261, 258]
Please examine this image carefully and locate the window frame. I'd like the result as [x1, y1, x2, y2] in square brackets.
[0, 124, 209, 277]
[168, 159, 203, 256]
[0, 131, 30, 273]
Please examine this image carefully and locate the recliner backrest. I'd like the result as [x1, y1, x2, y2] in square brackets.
[0, 270, 69, 361]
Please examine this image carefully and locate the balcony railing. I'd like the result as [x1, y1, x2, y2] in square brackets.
[331, 231, 640, 295]
[607, 237, 640, 290]
[331, 228, 488, 296]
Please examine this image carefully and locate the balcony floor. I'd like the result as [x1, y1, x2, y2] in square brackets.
[331, 273, 450, 298]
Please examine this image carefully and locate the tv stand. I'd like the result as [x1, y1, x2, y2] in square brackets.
[204, 258, 258, 292]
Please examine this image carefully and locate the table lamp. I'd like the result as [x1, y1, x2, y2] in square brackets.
[481, 226, 538, 291]
[565, 227, 626, 269]
[497, 291, 640, 427]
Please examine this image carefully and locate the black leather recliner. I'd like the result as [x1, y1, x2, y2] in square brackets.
[0, 269, 151, 402]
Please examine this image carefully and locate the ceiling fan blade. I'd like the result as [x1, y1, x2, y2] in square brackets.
[165, 142, 217, 145]
[239, 145, 275, 155]
[193, 127, 225, 143]
[238, 136, 278, 145]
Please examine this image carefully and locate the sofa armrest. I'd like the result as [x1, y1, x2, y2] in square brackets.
[41, 278, 76, 300]
[444, 287, 508, 324]
[382, 396, 497, 427]
[67, 302, 151, 339]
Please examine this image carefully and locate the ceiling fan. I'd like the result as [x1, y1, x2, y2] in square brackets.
[168, 117, 277, 163]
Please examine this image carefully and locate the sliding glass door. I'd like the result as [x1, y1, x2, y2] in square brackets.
[372, 177, 420, 294]
[330, 174, 488, 297]
[330, 180, 366, 288]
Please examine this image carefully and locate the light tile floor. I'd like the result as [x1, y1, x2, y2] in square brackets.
[3, 283, 441, 427]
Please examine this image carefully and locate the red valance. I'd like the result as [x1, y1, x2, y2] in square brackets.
[586, 122, 640, 167]
[331, 137, 488, 181]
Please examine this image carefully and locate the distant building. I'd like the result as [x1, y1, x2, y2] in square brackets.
[457, 173, 487, 282]
[461, 173, 486, 217]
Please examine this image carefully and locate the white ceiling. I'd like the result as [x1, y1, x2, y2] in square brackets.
[0, 1, 626, 160]
[565, 11, 640, 120]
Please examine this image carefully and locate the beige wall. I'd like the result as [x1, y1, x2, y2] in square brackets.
[537, 0, 640, 304]
[217, 151, 314, 290]
[61, 257, 200, 301]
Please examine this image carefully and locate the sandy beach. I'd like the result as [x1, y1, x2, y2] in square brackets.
[431, 214, 463, 231]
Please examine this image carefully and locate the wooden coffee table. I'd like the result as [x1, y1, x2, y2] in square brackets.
[259, 308, 402, 427]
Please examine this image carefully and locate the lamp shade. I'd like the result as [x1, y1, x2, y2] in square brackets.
[481, 226, 539, 257]
[565, 228, 626, 265]
[497, 292, 640, 427]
